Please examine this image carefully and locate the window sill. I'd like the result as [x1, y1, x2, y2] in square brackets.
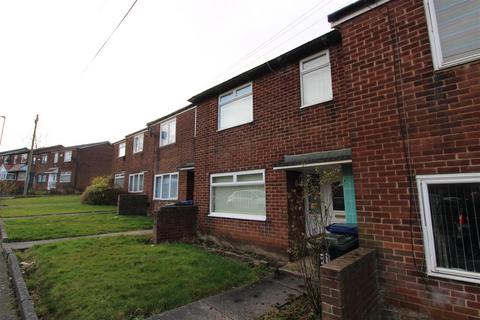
[208, 212, 266, 221]
[133, 151, 143, 155]
[159, 142, 176, 149]
[427, 269, 480, 285]
[128, 191, 144, 194]
[217, 120, 254, 132]
[300, 98, 333, 109]
[153, 197, 178, 201]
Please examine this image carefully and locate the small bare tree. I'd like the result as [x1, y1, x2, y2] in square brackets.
[290, 167, 342, 317]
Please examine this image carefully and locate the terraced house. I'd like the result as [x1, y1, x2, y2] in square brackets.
[181, 0, 480, 318]
[0, 147, 30, 191]
[31, 141, 113, 193]
[112, 105, 196, 212]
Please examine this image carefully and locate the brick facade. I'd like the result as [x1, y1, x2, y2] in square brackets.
[30, 142, 113, 193]
[331, 0, 480, 318]
[193, 39, 349, 254]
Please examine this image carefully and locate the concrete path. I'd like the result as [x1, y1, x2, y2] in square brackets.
[4, 229, 152, 250]
[0, 246, 19, 320]
[147, 272, 305, 320]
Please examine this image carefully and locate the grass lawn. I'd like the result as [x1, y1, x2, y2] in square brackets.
[3, 213, 152, 242]
[0, 195, 116, 217]
[17, 236, 264, 320]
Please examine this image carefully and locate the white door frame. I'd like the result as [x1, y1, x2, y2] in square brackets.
[47, 173, 57, 190]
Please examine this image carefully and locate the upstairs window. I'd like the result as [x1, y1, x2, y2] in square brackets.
[425, 0, 480, 69]
[53, 152, 59, 164]
[118, 142, 126, 157]
[14, 155, 18, 164]
[417, 173, 480, 284]
[20, 153, 28, 164]
[41, 154, 48, 164]
[160, 118, 176, 146]
[300, 50, 333, 108]
[133, 134, 144, 153]
[64, 151, 72, 162]
[218, 83, 253, 130]
[153, 172, 179, 200]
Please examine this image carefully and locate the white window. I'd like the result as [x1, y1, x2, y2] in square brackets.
[210, 169, 266, 221]
[424, 0, 480, 69]
[21, 153, 28, 164]
[300, 50, 333, 107]
[14, 155, 18, 164]
[37, 174, 46, 183]
[417, 173, 480, 284]
[218, 83, 253, 131]
[64, 151, 72, 162]
[114, 173, 125, 189]
[133, 134, 144, 153]
[6, 173, 16, 180]
[32, 156, 36, 165]
[160, 118, 176, 146]
[118, 142, 126, 157]
[128, 172, 144, 193]
[60, 171, 71, 183]
[41, 154, 48, 164]
[17, 172, 26, 181]
[53, 152, 59, 164]
[153, 172, 179, 200]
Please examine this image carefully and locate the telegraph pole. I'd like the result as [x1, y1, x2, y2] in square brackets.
[0, 116, 5, 147]
[23, 115, 39, 196]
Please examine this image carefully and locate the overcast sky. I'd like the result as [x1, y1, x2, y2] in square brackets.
[0, 0, 355, 151]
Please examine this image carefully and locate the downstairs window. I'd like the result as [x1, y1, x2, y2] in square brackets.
[418, 174, 480, 283]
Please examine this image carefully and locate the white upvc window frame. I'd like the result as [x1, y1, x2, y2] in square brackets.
[128, 172, 144, 193]
[209, 169, 266, 221]
[118, 142, 126, 157]
[300, 50, 333, 108]
[59, 171, 72, 183]
[417, 173, 480, 284]
[218, 82, 253, 131]
[114, 173, 125, 188]
[20, 153, 28, 164]
[53, 152, 59, 164]
[160, 118, 176, 147]
[153, 172, 179, 200]
[423, 0, 480, 70]
[133, 134, 144, 154]
[41, 154, 48, 164]
[64, 150, 72, 163]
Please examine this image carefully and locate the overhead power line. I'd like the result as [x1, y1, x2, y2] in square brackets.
[83, 0, 139, 74]
[211, 0, 333, 83]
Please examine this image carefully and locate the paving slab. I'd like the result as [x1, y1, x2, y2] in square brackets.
[148, 273, 304, 320]
[0, 248, 19, 320]
[4, 229, 152, 250]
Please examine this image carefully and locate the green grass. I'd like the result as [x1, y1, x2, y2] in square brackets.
[0, 195, 116, 217]
[17, 236, 263, 320]
[3, 213, 152, 241]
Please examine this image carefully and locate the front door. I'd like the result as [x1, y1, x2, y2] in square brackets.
[47, 173, 57, 190]
[304, 184, 332, 238]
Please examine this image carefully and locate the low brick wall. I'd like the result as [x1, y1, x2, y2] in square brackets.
[153, 205, 197, 243]
[320, 248, 380, 320]
[117, 194, 148, 215]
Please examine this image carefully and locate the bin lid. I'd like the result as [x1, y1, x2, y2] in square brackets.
[326, 223, 358, 236]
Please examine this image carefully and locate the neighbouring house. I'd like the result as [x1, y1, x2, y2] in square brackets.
[111, 128, 155, 202]
[147, 104, 196, 212]
[185, 0, 480, 318]
[31, 141, 113, 193]
[0, 148, 30, 191]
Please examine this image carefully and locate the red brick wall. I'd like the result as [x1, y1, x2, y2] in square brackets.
[336, 0, 480, 318]
[150, 108, 196, 212]
[76, 143, 113, 191]
[111, 131, 155, 201]
[194, 43, 349, 254]
[153, 205, 197, 242]
[321, 248, 380, 320]
[31, 148, 77, 193]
